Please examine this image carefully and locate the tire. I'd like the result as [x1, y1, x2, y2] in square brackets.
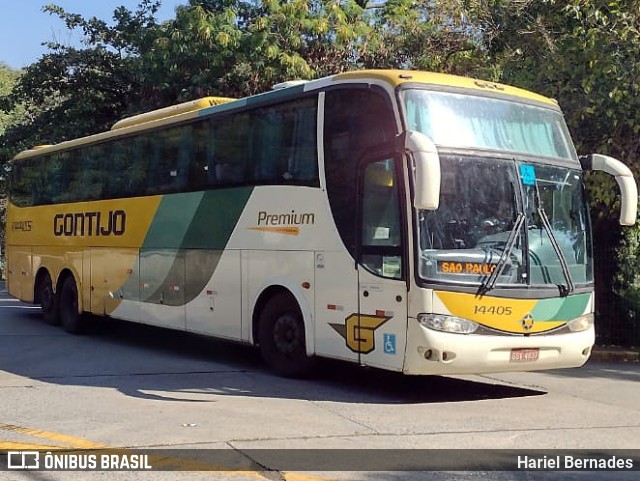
[59, 276, 84, 334]
[258, 292, 314, 378]
[37, 272, 59, 325]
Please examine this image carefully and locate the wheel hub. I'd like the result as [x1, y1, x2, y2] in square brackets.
[273, 314, 300, 354]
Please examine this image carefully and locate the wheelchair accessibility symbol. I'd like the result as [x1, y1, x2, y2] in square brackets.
[383, 333, 396, 355]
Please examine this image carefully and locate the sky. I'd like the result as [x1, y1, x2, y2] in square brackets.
[0, 0, 187, 70]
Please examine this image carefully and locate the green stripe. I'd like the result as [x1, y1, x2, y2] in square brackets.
[181, 187, 253, 249]
[530, 293, 590, 321]
[550, 293, 590, 321]
[142, 192, 204, 249]
[198, 84, 307, 118]
[134, 188, 253, 306]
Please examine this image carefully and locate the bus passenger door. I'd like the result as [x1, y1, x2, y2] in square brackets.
[356, 156, 408, 371]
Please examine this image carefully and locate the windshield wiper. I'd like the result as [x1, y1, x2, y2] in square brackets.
[479, 212, 525, 295]
[530, 178, 574, 296]
[536, 205, 575, 296]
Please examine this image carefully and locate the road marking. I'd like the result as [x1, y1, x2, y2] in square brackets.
[0, 422, 332, 479]
[283, 473, 345, 481]
[0, 423, 107, 449]
[0, 442, 62, 450]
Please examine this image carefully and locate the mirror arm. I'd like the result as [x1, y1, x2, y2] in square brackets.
[580, 154, 638, 226]
[405, 130, 441, 210]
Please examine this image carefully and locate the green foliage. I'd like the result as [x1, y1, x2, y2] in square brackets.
[486, 0, 640, 218]
[0, 63, 23, 140]
[364, 0, 490, 76]
[0, 63, 22, 255]
[613, 221, 640, 344]
[615, 222, 640, 294]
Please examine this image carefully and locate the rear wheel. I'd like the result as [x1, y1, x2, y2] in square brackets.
[258, 292, 314, 377]
[37, 272, 59, 325]
[59, 276, 84, 334]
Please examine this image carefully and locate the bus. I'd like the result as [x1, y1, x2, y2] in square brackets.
[6, 70, 637, 377]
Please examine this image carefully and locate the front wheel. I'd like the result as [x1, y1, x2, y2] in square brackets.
[258, 292, 314, 377]
[59, 276, 84, 334]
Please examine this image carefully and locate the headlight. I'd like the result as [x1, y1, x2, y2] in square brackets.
[567, 313, 594, 332]
[418, 313, 479, 334]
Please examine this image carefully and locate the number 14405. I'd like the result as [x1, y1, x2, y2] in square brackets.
[474, 305, 513, 315]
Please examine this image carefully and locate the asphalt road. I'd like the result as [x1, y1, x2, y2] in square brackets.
[1, 281, 639, 480]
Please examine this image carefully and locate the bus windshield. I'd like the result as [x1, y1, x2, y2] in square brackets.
[417, 155, 593, 288]
[403, 89, 577, 161]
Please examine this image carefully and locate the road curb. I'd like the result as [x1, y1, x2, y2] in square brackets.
[591, 346, 640, 363]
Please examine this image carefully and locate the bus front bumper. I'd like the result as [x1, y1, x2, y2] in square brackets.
[403, 318, 595, 375]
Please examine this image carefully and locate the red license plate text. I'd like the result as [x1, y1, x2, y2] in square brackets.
[510, 348, 539, 362]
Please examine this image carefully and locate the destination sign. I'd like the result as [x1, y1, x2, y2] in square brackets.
[438, 261, 500, 275]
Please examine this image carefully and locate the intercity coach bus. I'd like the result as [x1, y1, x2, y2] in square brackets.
[6, 70, 637, 377]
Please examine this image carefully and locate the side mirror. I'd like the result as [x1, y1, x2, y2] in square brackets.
[580, 154, 638, 226]
[405, 130, 441, 210]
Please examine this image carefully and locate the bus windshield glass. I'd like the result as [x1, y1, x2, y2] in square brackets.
[403, 89, 576, 160]
[417, 156, 593, 288]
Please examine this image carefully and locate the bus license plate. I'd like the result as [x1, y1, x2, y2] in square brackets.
[510, 348, 539, 362]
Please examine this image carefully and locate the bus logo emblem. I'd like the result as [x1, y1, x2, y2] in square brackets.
[521, 314, 534, 331]
[330, 313, 391, 354]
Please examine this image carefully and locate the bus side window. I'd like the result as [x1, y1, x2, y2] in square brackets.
[323, 86, 397, 258]
[126, 136, 149, 196]
[177, 125, 193, 190]
[12, 158, 38, 206]
[214, 113, 249, 185]
[362, 160, 401, 246]
[148, 127, 183, 194]
[105, 142, 130, 198]
[250, 97, 318, 185]
[189, 121, 211, 190]
[46, 152, 72, 203]
[288, 98, 318, 182]
[30, 159, 46, 205]
[253, 108, 283, 182]
[360, 158, 403, 279]
[81, 146, 105, 201]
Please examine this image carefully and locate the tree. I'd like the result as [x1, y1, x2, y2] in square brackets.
[0, 63, 22, 137]
[0, 63, 23, 261]
[485, 0, 640, 218]
[363, 0, 491, 76]
[0, 0, 163, 162]
[139, 1, 375, 97]
[137, 1, 494, 98]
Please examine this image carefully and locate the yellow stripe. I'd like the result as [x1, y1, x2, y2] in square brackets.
[0, 442, 63, 450]
[334, 70, 557, 106]
[434, 291, 564, 333]
[283, 473, 345, 481]
[7, 197, 162, 248]
[248, 226, 300, 236]
[0, 423, 283, 479]
[0, 423, 107, 449]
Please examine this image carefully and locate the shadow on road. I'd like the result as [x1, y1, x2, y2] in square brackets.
[0, 287, 545, 405]
[534, 358, 640, 383]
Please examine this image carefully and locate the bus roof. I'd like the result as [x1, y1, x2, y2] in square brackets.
[331, 70, 557, 107]
[13, 69, 558, 161]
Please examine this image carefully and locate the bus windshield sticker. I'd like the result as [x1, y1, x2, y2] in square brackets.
[520, 164, 536, 186]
